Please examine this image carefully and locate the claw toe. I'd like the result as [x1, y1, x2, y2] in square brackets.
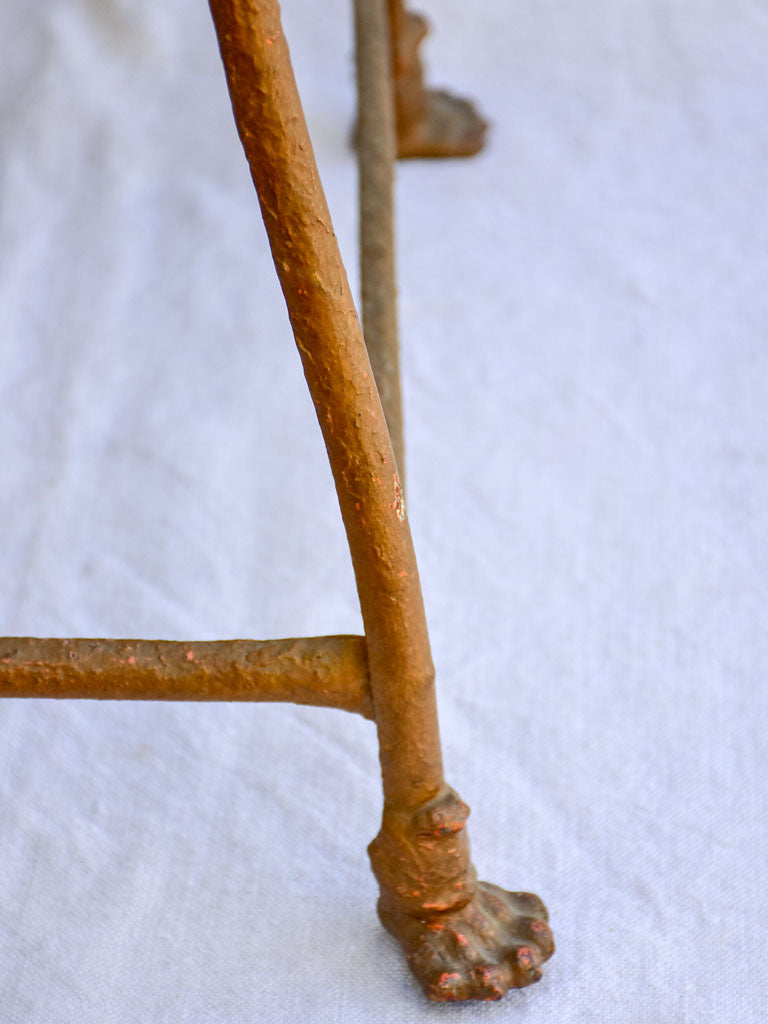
[472, 962, 509, 1000]
[426, 970, 470, 1002]
[518, 915, 556, 959]
[508, 944, 544, 988]
[510, 890, 549, 920]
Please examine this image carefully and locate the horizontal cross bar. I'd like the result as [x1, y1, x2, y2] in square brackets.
[0, 635, 373, 719]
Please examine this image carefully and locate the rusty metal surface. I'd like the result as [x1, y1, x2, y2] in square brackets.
[355, 0, 405, 479]
[0, 635, 373, 717]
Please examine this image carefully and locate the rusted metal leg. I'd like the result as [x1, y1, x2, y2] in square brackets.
[209, 0, 552, 1002]
[388, 0, 488, 159]
[209, 0, 441, 810]
[0, 636, 373, 717]
[354, 0, 405, 479]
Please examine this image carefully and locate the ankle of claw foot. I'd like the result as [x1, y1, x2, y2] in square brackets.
[368, 785, 480, 916]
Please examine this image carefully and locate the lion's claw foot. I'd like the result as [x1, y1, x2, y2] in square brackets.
[379, 881, 554, 1002]
[369, 787, 553, 1001]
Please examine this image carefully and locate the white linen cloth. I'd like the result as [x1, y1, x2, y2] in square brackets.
[0, 1, 765, 1020]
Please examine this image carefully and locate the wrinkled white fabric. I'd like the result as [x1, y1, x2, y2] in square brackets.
[0, 1, 765, 1020]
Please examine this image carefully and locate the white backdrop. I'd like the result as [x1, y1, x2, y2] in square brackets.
[0, 1, 766, 1020]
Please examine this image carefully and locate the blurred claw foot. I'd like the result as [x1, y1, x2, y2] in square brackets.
[379, 881, 554, 1002]
[396, 88, 488, 159]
